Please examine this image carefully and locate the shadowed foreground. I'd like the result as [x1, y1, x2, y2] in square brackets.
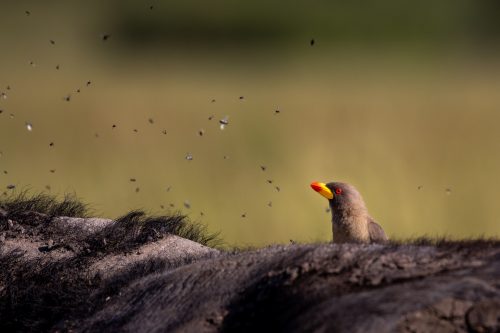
[0, 195, 499, 332]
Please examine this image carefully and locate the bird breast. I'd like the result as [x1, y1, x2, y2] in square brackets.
[331, 212, 370, 243]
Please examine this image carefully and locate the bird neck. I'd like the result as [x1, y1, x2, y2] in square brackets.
[330, 204, 368, 227]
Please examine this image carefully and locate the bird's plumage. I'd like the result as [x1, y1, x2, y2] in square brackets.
[368, 218, 388, 243]
[311, 181, 388, 243]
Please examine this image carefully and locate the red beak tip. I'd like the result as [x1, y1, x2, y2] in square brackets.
[310, 183, 321, 192]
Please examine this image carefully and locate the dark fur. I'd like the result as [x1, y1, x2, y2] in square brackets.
[1, 193, 499, 332]
[85, 210, 222, 253]
[0, 192, 221, 249]
[0, 193, 221, 332]
[0, 190, 90, 219]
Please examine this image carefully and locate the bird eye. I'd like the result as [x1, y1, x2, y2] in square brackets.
[335, 188, 342, 195]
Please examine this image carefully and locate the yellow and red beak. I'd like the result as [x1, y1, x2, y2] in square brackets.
[310, 181, 333, 199]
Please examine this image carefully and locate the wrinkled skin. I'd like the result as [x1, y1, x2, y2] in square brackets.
[1, 212, 499, 333]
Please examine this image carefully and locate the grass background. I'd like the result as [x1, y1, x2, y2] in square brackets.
[0, 0, 499, 246]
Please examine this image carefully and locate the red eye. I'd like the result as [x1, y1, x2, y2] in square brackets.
[335, 188, 342, 195]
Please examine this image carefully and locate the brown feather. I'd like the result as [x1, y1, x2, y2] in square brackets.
[368, 218, 388, 243]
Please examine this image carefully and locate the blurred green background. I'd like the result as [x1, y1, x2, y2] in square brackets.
[1, 0, 499, 246]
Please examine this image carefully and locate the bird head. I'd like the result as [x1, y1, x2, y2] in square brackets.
[310, 181, 367, 213]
